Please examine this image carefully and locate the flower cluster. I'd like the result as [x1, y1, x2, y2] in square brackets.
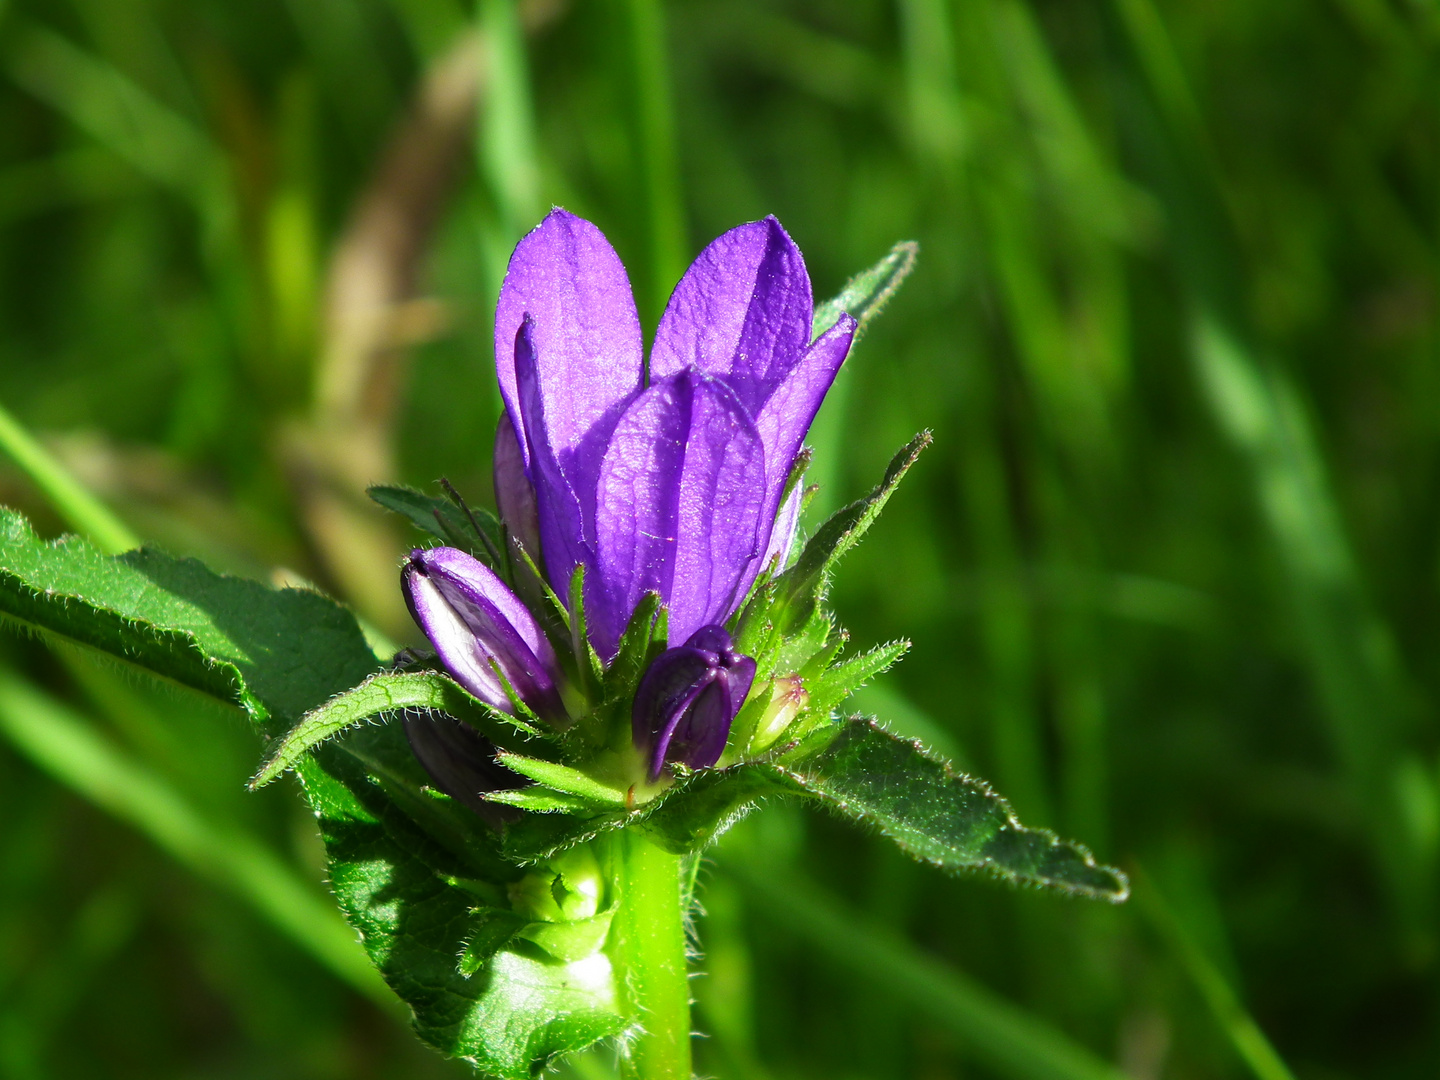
[403, 209, 853, 785]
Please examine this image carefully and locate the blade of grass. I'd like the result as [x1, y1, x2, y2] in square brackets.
[1134, 865, 1297, 1080]
[724, 860, 1127, 1080]
[0, 398, 139, 555]
[625, 0, 686, 318]
[0, 666, 395, 1011]
[5, 21, 217, 205]
[480, 0, 541, 235]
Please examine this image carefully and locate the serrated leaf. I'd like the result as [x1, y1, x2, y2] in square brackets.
[368, 483, 504, 566]
[495, 751, 629, 808]
[813, 240, 919, 343]
[0, 509, 378, 735]
[765, 432, 931, 637]
[775, 719, 1129, 900]
[0, 510, 623, 1070]
[251, 669, 547, 788]
[806, 640, 910, 718]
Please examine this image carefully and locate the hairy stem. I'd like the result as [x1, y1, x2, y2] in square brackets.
[612, 832, 691, 1080]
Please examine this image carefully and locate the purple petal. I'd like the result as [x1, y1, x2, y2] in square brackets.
[759, 479, 803, 575]
[731, 315, 854, 601]
[649, 217, 813, 418]
[632, 645, 714, 750]
[752, 314, 855, 502]
[493, 411, 540, 562]
[593, 369, 767, 655]
[514, 318, 593, 593]
[494, 209, 643, 477]
[403, 546, 563, 720]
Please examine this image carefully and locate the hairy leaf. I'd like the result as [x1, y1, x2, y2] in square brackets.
[0, 511, 624, 1071]
[0, 509, 378, 735]
[300, 745, 622, 1077]
[368, 483, 505, 567]
[251, 670, 548, 788]
[776, 720, 1129, 900]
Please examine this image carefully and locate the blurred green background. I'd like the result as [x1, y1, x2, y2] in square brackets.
[0, 0, 1435, 1077]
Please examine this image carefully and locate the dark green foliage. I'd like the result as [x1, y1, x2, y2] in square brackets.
[0, 509, 378, 734]
[0, 509, 624, 1073]
[369, 484, 506, 568]
[777, 720, 1128, 900]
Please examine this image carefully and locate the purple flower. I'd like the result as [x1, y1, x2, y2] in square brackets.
[401, 546, 565, 722]
[494, 209, 856, 658]
[632, 625, 757, 780]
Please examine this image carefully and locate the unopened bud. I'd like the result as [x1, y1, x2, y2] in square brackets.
[749, 676, 809, 753]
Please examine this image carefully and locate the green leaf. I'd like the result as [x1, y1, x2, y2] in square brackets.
[762, 431, 931, 637]
[775, 719, 1129, 900]
[495, 751, 630, 808]
[813, 239, 919, 343]
[0, 510, 624, 1071]
[0, 509, 378, 735]
[250, 670, 549, 789]
[306, 747, 622, 1077]
[367, 483, 504, 566]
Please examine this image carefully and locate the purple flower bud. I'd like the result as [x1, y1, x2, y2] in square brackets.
[402, 709, 524, 829]
[402, 546, 566, 722]
[632, 624, 757, 781]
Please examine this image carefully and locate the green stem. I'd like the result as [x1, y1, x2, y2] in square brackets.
[611, 831, 691, 1080]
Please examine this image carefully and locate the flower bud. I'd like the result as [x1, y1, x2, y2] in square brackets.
[633, 624, 757, 781]
[402, 546, 565, 722]
[748, 675, 809, 753]
[402, 709, 524, 829]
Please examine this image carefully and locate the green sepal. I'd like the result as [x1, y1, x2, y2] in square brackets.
[458, 908, 528, 975]
[367, 483, 505, 568]
[250, 669, 551, 788]
[764, 431, 931, 639]
[516, 902, 617, 963]
[568, 563, 604, 703]
[803, 639, 910, 720]
[812, 239, 919, 343]
[482, 786, 602, 814]
[495, 750, 629, 808]
[602, 591, 664, 706]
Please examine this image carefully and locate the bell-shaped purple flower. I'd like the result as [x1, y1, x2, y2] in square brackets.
[632, 625, 757, 781]
[402, 546, 565, 722]
[495, 209, 856, 658]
